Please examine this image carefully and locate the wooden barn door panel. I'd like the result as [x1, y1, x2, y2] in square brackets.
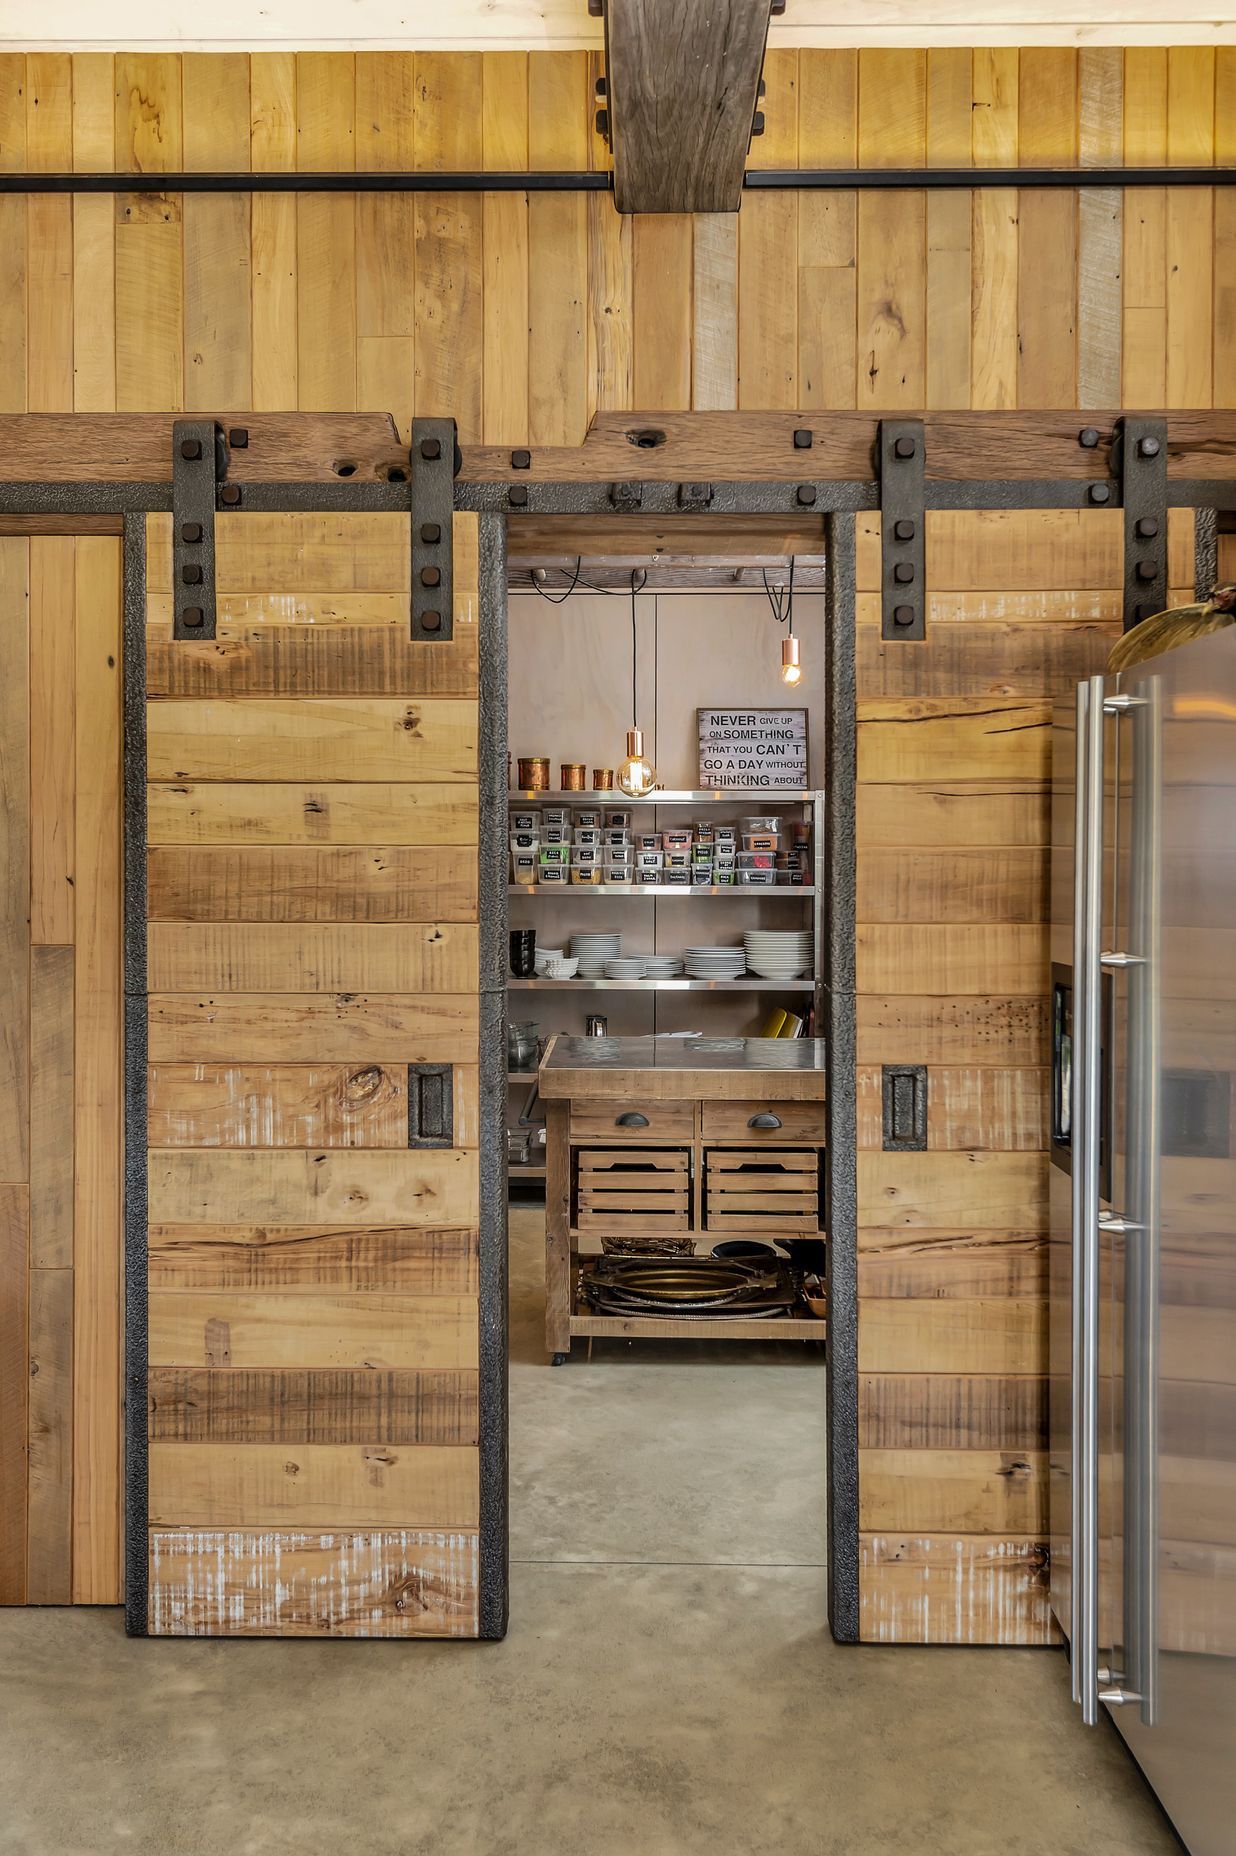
[143, 509, 484, 1637]
[1, 535, 125, 1609]
[852, 506, 1162, 1646]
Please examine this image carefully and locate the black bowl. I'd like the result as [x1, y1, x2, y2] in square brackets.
[711, 1240, 779, 1262]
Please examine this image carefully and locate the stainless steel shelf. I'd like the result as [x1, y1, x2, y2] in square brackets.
[508, 977, 815, 992]
[508, 789, 816, 805]
[508, 884, 815, 898]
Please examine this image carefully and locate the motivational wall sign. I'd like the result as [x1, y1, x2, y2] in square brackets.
[697, 709, 809, 789]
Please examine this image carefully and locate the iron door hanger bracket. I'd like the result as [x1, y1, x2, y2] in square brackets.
[877, 419, 926, 641]
[171, 419, 229, 640]
[411, 416, 459, 641]
[1114, 415, 1168, 632]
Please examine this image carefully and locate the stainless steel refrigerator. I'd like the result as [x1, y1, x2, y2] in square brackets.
[1051, 629, 1236, 1853]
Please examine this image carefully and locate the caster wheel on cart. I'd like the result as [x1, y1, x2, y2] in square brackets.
[551, 1351, 570, 1366]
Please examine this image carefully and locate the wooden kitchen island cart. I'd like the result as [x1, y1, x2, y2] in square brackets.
[538, 1036, 828, 1359]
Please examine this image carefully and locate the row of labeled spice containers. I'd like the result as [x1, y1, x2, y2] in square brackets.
[510, 805, 812, 890]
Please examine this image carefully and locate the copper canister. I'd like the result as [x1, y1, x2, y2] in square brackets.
[592, 768, 614, 790]
[560, 762, 587, 791]
[518, 756, 550, 791]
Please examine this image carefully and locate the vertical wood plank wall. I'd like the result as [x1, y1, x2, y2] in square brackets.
[853, 507, 1197, 1642]
[143, 510, 483, 1635]
[0, 47, 1233, 431]
[0, 535, 123, 1608]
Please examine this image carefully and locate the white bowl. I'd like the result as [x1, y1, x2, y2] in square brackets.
[534, 947, 565, 974]
[542, 956, 579, 979]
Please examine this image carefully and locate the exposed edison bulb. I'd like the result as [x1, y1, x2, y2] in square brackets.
[781, 634, 803, 686]
[616, 727, 656, 797]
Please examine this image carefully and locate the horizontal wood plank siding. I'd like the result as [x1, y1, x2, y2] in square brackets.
[143, 510, 483, 1636]
[856, 508, 1113, 1644]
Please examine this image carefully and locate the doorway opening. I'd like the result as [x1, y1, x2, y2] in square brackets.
[490, 509, 856, 1635]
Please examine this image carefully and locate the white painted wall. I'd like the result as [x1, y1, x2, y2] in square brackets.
[3, 1, 1232, 51]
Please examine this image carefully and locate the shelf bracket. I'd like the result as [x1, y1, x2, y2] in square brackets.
[411, 416, 458, 642]
[877, 419, 926, 641]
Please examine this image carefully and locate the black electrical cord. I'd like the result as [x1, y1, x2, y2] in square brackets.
[527, 557, 585, 604]
[761, 556, 796, 638]
[629, 567, 648, 727]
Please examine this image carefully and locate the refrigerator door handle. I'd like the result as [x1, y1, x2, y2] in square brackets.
[1073, 674, 1106, 1727]
[1124, 675, 1162, 1729]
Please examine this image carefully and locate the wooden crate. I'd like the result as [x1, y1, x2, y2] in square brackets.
[704, 1149, 820, 1234]
[575, 1148, 691, 1235]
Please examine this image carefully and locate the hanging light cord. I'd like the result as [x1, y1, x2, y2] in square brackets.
[528, 557, 589, 603]
[762, 556, 796, 636]
[630, 567, 648, 726]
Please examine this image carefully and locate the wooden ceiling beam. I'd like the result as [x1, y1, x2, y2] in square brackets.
[604, 0, 773, 214]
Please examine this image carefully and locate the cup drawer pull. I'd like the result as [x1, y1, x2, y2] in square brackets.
[616, 1111, 650, 1128]
[748, 1112, 783, 1130]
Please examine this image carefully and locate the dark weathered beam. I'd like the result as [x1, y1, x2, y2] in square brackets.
[606, 0, 772, 213]
[0, 413, 402, 483]
[460, 410, 1236, 484]
[7, 410, 1236, 495]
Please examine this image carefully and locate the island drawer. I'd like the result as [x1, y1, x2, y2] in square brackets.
[571, 1101, 694, 1143]
[575, 1148, 691, 1234]
[704, 1149, 820, 1233]
[701, 1099, 825, 1144]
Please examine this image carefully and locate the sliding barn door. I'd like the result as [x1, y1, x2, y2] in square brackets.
[142, 509, 490, 1637]
[854, 508, 1196, 1644]
[0, 536, 124, 1608]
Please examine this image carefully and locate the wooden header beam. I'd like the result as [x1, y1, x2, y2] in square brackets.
[604, 0, 773, 213]
[2, 410, 1236, 490]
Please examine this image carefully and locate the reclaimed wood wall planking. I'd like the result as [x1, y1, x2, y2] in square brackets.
[147, 1224, 479, 1293]
[855, 508, 1112, 1644]
[147, 993, 479, 1065]
[147, 783, 480, 848]
[147, 1366, 479, 1445]
[148, 1442, 480, 1530]
[143, 511, 483, 1636]
[147, 1528, 479, 1637]
[859, 1535, 1056, 1646]
[147, 1062, 412, 1148]
[146, 922, 479, 994]
[145, 698, 478, 784]
[148, 1292, 479, 1371]
[0, 537, 123, 1607]
[1, 50, 1232, 453]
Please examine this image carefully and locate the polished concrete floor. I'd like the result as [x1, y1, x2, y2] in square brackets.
[0, 1206, 1179, 1856]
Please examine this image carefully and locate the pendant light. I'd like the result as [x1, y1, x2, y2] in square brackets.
[617, 570, 656, 796]
[781, 632, 803, 685]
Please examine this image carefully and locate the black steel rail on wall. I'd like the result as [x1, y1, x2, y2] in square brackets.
[0, 166, 1232, 193]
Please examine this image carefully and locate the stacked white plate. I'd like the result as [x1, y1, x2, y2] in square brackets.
[604, 957, 648, 980]
[683, 945, 748, 981]
[644, 955, 685, 979]
[743, 929, 813, 980]
[572, 932, 621, 978]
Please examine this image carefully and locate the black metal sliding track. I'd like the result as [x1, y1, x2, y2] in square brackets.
[1, 165, 1231, 194]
